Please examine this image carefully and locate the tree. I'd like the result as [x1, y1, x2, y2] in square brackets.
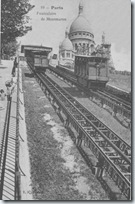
[1, 0, 34, 56]
[2, 40, 19, 59]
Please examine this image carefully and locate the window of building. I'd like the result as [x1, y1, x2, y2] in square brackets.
[75, 43, 77, 50]
[62, 53, 65, 58]
[66, 52, 70, 58]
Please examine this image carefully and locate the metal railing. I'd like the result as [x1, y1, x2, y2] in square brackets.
[0, 60, 21, 200]
[15, 62, 21, 200]
[36, 72, 131, 199]
[0, 99, 12, 198]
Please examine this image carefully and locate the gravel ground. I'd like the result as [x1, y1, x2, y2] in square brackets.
[46, 70, 131, 145]
[22, 67, 109, 200]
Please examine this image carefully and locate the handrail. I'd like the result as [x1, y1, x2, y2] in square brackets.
[0, 99, 12, 199]
[0, 59, 21, 200]
[15, 59, 21, 200]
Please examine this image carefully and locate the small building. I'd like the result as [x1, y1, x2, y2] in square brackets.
[21, 45, 52, 59]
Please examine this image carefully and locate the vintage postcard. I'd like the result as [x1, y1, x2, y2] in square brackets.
[0, 0, 131, 201]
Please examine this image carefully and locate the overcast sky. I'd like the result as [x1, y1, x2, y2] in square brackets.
[18, 0, 131, 71]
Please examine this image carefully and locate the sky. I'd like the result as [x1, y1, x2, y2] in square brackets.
[18, 0, 131, 71]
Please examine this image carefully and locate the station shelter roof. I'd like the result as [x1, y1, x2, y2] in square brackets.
[21, 45, 52, 56]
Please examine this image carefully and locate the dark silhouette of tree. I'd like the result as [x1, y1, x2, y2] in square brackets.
[2, 40, 19, 58]
[1, 0, 34, 56]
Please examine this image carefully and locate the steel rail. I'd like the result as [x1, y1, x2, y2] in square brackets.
[97, 90, 131, 110]
[36, 72, 131, 197]
[40, 73, 131, 161]
[49, 65, 131, 108]
[39, 73, 131, 164]
[45, 71, 131, 152]
[48, 65, 131, 121]
[27, 61, 131, 199]
[100, 90, 131, 107]
[28, 61, 131, 155]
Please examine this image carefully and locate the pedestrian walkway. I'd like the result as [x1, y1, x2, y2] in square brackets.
[0, 60, 13, 144]
[1, 87, 17, 200]
[0, 60, 18, 200]
[0, 59, 32, 200]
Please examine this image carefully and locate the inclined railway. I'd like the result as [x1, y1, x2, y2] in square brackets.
[48, 65, 131, 126]
[27, 61, 131, 200]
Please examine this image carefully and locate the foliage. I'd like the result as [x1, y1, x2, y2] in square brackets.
[2, 40, 19, 57]
[1, 0, 34, 56]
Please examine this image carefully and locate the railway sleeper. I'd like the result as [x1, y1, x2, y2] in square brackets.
[100, 175, 127, 200]
[41, 75, 131, 162]
[35, 72, 131, 200]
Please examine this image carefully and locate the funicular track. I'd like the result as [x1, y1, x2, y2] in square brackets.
[28, 62, 131, 200]
[97, 90, 131, 110]
[48, 65, 131, 125]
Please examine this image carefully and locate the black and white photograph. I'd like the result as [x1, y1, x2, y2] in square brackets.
[0, 0, 132, 201]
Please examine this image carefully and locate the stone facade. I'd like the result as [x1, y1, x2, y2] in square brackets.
[68, 1, 95, 55]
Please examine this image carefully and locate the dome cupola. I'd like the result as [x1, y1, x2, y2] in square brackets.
[60, 29, 73, 51]
[69, 1, 93, 36]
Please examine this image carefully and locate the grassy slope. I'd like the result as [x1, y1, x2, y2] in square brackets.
[108, 73, 131, 92]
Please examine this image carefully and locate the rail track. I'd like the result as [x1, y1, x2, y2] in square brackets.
[28, 62, 131, 200]
[48, 65, 131, 126]
[97, 90, 131, 110]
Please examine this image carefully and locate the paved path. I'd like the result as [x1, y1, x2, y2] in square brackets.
[1, 90, 17, 200]
[0, 60, 13, 144]
[0, 60, 32, 200]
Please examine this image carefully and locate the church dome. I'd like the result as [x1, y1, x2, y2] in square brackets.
[69, 15, 93, 34]
[69, 1, 93, 35]
[60, 30, 73, 51]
